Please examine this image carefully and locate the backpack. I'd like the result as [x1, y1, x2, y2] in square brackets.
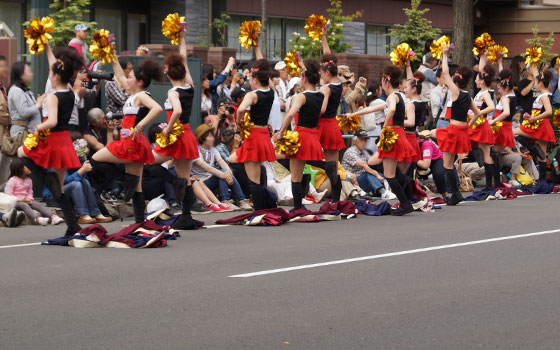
[515, 166, 534, 186]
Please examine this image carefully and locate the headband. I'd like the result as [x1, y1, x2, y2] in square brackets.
[454, 72, 463, 79]
[55, 59, 64, 70]
[322, 60, 336, 67]
[250, 67, 259, 75]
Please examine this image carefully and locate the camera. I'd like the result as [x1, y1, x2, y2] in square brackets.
[106, 111, 124, 120]
[83, 71, 114, 89]
[226, 106, 235, 115]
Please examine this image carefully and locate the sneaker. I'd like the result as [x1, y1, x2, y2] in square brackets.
[222, 200, 241, 211]
[36, 217, 50, 226]
[1, 208, 17, 227]
[302, 198, 313, 205]
[311, 189, 328, 203]
[101, 191, 117, 203]
[192, 202, 212, 214]
[380, 189, 397, 200]
[50, 215, 65, 225]
[15, 211, 26, 227]
[77, 214, 96, 224]
[509, 179, 522, 188]
[94, 214, 112, 223]
[447, 192, 464, 206]
[206, 204, 228, 212]
[238, 199, 253, 211]
[391, 203, 414, 216]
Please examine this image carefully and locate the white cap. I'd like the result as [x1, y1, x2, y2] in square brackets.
[274, 61, 287, 70]
[287, 77, 300, 92]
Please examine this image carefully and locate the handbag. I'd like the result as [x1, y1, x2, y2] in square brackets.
[459, 171, 474, 192]
[1, 129, 28, 156]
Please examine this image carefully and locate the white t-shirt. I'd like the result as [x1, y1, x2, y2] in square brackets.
[191, 145, 219, 181]
[268, 89, 282, 131]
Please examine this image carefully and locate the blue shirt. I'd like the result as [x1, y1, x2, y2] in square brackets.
[551, 69, 560, 106]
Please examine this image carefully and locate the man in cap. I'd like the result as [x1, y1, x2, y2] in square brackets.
[69, 24, 90, 64]
[274, 61, 289, 102]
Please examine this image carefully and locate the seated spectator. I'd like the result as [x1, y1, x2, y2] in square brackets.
[230, 87, 246, 116]
[216, 127, 249, 196]
[5, 158, 64, 226]
[191, 176, 232, 213]
[501, 147, 538, 187]
[142, 161, 180, 208]
[83, 108, 118, 152]
[191, 124, 252, 211]
[309, 162, 367, 202]
[264, 161, 327, 206]
[0, 207, 25, 228]
[341, 130, 396, 200]
[417, 130, 448, 197]
[105, 57, 131, 114]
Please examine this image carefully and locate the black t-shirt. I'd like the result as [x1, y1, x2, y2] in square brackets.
[518, 79, 539, 114]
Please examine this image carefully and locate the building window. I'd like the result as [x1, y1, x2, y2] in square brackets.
[227, 15, 259, 61]
[0, 1, 24, 59]
[366, 25, 389, 56]
[267, 17, 282, 61]
[284, 19, 306, 54]
[95, 8, 122, 49]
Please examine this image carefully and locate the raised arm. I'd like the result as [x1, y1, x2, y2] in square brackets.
[179, 29, 193, 87]
[406, 61, 413, 80]
[321, 26, 331, 55]
[441, 46, 459, 101]
[45, 43, 56, 75]
[111, 50, 128, 90]
[348, 103, 385, 117]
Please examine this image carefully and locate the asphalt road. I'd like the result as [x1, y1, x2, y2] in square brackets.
[1, 195, 560, 350]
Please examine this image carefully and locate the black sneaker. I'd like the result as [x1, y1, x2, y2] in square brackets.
[447, 192, 464, 206]
[391, 203, 414, 216]
[191, 202, 211, 214]
[101, 191, 117, 203]
[15, 211, 26, 227]
[1, 208, 17, 227]
[172, 214, 204, 230]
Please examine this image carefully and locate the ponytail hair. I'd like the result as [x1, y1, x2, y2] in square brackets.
[164, 53, 186, 81]
[51, 47, 84, 84]
[498, 69, 513, 90]
[321, 53, 338, 77]
[478, 64, 495, 87]
[251, 59, 270, 86]
[409, 71, 426, 94]
[453, 66, 473, 89]
[536, 70, 553, 88]
[303, 58, 320, 86]
[134, 59, 164, 89]
[382, 65, 402, 89]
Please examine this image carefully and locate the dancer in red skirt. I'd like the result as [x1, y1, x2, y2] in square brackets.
[514, 68, 556, 182]
[228, 43, 276, 210]
[317, 29, 345, 203]
[151, 29, 201, 229]
[91, 49, 163, 223]
[403, 62, 426, 165]
[18, 46, 83, 236]
[272, 58, 324, 210]
[491, 69, 517, 151]
[430, 45, 483, 205]
[472, 62, 498, 189]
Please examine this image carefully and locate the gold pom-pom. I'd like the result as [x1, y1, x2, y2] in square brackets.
[239, 112, 254, 140]
[89, 29, 116, 65]
[552, 109, 560, 127]
[521, 109, 544, 130]
[239, 20, 261, 52]
[24, 16, 55, 55]
[470, 115, 487, 129]
[377, 127, 398, 152]
[155, 121, 185, 148]
[275, 130, 301, 156]
[390, 43, 416, 68]
[487, 45, 508, 64]
[491, 121, 503, 134]
[472, 33, 495, 57]
[525, 46, 544, 67]
[337, 115, 362, 133]
[304, 14, 327, 42]
[430, 35, 451, 60]
[23, 130, 50, 150]
[284, 50, 301, 77]
[162, 13, 185, 45]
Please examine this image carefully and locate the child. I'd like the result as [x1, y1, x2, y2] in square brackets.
[5, 158, 64, 226]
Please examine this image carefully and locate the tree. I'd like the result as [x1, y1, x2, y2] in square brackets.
[288, 0, 362, 59]
[453, 0, 473, 72]
[387, 0, 441, 67]
[525, 25, 555, 60]
[48, 0, 96, 48]
[212, 13, 231, 47]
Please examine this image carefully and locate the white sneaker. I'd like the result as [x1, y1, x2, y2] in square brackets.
[222, 200, 241, 211]
[302, 198, 313, 205]
[380, 189, 397, 200]
[238, 199, 253, 211]
[509, 179, 521, 188]
[312, 189, 328, 203]
[36, 217, 49, 226]
[50, 215, 64, 225]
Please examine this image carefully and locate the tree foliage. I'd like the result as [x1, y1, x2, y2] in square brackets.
[213, 13, 231, 47]
[48, 0, 96, 49]
[288, 0, 362, 59]
[525, 25, 555, 60]
[387, 0, 441, 67]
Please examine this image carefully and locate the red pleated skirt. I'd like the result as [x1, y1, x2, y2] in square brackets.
[23, 131, 81, 169]
[493, 121, 515, 148]
[378, 127, 417, 162]
[405, 132, 421, 162]
[436, 124, 472, 154]
[290, 127, 325, 161]
[106, 132, 155, 164]
[154, 123, 199, 159]
[468, 119, 495, 145]
[235, 127, 276, 162]
[519, 118, 556, 143]
[318, 117, 345, 150]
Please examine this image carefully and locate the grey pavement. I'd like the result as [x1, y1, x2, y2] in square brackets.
[1, 195, 560, 350]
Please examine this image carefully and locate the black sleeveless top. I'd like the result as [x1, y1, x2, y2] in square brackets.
[451, 91, 471, 123]
[297, 91, 324, 129]
[480, 90, 495, 116]
[323, 82, 342, 119]
[405, 100, 425, 132]
[51, 90, 75, 132]
[391, 93, 406, 127]
[165, 86, 194, 124]
[504, 95, 517, 122]
[250, 89, 274, 125]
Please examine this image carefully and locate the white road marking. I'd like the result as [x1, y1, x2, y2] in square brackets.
[0, 242, 42, 249]
[229, 227, 560, 278]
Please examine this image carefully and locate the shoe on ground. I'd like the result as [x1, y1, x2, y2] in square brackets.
[391, 203, 414, 216]
[15, 211, 26, 227]
[238, 199, 253, 211]
[171, 214, 204, 230]
[447, 192, 464, 206]
[380, 190, 397, 200]
[77, 214, 96, 224]
[206, 204, 229, 212]
[94, 214, 112, 223]
[101, 191, 117, 203]
[36, 217, 50, 226]
[50, 214, 65, 225]
[192, 202, 212, 214]
[509, 179, 522, 188]
[302, 198, 313, 205]
[222, 200, 241, 211]
[1, 208, 17, 227]
[312, 189, 328, 203]
[218, 204, 234, 212]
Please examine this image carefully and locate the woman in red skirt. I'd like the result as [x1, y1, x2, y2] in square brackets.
[430, 45, 483, 205]
[472, 62, 498, 189]
[92, 51, 163, 223]
[18, 46, 83, 236]
[514, 68, 556, 182]
[228, 44, 276, 210]
[273, 58, 324, 210]
[491, 69, 517, 152]
[151, 29, 201, 229]
[403, 62, 426, 166]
